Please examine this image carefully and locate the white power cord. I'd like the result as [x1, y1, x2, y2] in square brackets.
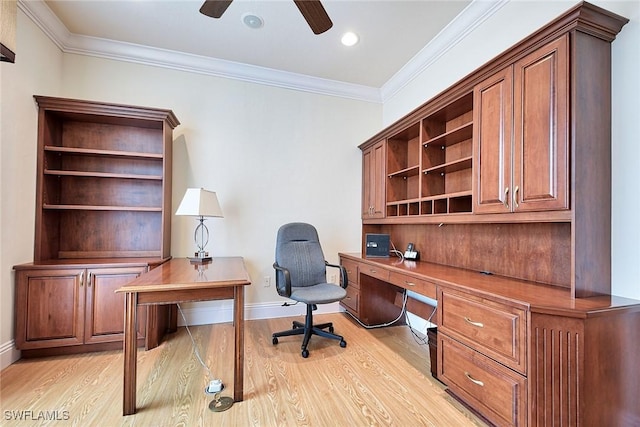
[343, 290, 408, 329]
[176, 303, 223, 393]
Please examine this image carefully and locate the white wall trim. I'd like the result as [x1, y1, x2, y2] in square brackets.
[18, 0, 506, 105]
[380, 0, 510, 103]
[0, 340, 20, 371]
[380, 0, 509, 102]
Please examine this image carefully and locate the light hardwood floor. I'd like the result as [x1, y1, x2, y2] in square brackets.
[1, 313, 487, 426]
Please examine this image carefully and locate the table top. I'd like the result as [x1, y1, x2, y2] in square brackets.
[116, 257, 251, 294]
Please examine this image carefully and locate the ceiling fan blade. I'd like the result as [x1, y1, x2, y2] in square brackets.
[200, 0, 233, 19]
[293, 0, 333, 35]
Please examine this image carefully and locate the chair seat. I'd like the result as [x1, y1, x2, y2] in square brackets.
[290, 283, 347, 305]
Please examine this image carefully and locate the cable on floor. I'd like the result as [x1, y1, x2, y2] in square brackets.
[343, 289, 408, 329]
[176, 303, 215, 382]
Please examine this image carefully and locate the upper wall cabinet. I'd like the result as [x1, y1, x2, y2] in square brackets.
[473, 34, 569, 214]
[359, 2, 627, 234]
[33, 96, 180, 261]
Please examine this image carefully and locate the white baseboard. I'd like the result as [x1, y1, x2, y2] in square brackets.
[0, 340, 20, 371]
[175, 300, 344, 327]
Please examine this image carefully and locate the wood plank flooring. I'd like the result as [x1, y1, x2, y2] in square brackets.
[1, 313, 487, 426]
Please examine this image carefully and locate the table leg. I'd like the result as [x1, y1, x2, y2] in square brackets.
[233, 285, 244, 402]
[123, 292, 138, 415]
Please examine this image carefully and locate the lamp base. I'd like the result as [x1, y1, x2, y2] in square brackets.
[188, 256, 212, 264]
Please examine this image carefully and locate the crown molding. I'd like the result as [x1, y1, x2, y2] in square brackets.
[380, 0, 509, 102]
[18, 0, 505, 105]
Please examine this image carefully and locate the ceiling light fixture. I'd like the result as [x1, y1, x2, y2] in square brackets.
[242, 13, 263, 29]
[341, 31, 359, 47]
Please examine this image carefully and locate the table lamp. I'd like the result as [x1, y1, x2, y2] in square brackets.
[176, 188, 223, 263]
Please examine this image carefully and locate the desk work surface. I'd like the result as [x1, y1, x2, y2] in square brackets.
[340, 253, 640, 315]
[116, 257, 251, 294]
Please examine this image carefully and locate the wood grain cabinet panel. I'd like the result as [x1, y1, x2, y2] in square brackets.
[15, 268, 85, 349]
[439, 288, 527, 374]
[388, 271, 436, 300]
[84, 267, 147, 344]
[15, 265, 150, 352]
[362, 140, 386, 219]
[473, 66, 513, 213]
[439, 334, 527, 427]
[474, 34, 569, 214]
[340, 258, 360, 316]
[513, 35, 569, 212]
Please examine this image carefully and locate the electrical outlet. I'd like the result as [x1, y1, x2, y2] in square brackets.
[263, 276, 271, 287]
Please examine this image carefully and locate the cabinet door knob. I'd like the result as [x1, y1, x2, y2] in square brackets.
[465, 371, 485, 387]
[464, 317, 484, 328]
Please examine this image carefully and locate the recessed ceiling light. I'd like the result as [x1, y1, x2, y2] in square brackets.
[242, 13, 263, 29]
[341, 31, 359, 47]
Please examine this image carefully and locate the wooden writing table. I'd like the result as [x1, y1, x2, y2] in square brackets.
[116, 257, 251, 416]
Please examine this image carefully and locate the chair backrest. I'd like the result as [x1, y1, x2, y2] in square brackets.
[275, 223, 327, 288]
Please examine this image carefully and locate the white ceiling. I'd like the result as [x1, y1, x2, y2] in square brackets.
[22, 0, 508, 102]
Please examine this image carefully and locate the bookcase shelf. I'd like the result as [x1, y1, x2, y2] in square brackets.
[382, 92, 474, 217]
[33, 96, 179, 262]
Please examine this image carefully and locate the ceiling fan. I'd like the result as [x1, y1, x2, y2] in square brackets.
[199, 0, 333, 34]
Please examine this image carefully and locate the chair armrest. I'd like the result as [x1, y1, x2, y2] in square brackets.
[325, 261, 348, 289]
[273, 262, 292, 297]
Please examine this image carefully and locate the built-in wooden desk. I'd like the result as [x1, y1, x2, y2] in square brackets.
[116, 257, 251, 416]
[339, 253, 640, 426]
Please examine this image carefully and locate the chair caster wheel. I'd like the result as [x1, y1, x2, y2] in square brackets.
[301, 349, 309, 358]
[340, 340, 347, 348]
[329, 326, 334, 333]
[272, 336, 278, 345]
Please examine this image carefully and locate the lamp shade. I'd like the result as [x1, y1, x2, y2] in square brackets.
[176, 188, 223, 218]
[0, 0, 17, 63]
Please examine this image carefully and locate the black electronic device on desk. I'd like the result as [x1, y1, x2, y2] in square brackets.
[365, 233, 390, 257]
[404, 242, 419, 260]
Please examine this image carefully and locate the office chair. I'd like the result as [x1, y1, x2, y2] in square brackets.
[272, 222, 348, 358]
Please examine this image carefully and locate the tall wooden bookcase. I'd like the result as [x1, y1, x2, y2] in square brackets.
[14, 96, 180, 356]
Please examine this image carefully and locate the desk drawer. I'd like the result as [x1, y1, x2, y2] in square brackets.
[439, 335, 526, 427]
[439, 288, 527, 374]
[341, 258, 360, 289]
[359, 263, 389, 282]
[341, 285, 359, 314]
[388, 271, 436, 299]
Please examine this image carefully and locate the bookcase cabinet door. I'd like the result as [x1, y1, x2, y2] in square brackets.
[15, 268, 86, 350]
[84, 266, 147, 344]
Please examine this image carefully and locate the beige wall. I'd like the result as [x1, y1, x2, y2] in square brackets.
[0, 10, 63, 368]
[2, 1, 639, 369]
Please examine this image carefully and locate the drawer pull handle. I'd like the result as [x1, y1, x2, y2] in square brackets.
[405, 281, 415, 286]
[465, 372, 484, 387]
[464, 317, 484, 328]
[370, 269, 377, 274]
